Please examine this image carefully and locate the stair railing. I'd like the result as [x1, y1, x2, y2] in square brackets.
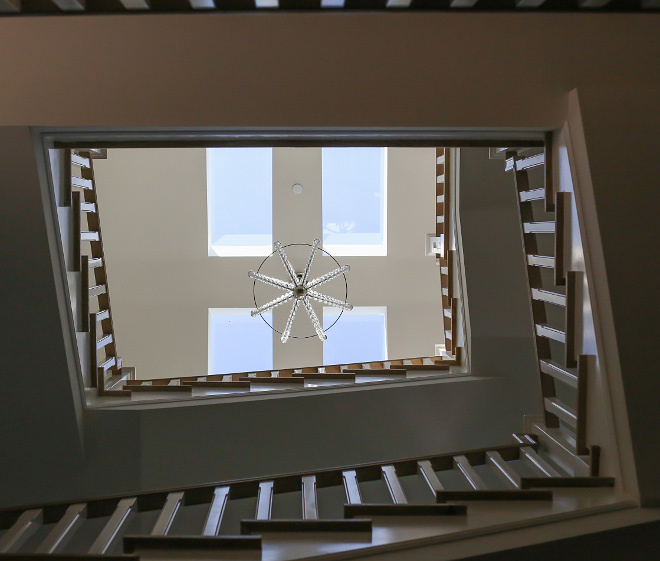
[0, 437, 614, 557]
[68, 149, 133, 397]
[506, 139, 595, 472]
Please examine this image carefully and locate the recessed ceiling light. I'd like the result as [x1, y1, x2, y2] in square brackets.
[292, 184, 303, 195]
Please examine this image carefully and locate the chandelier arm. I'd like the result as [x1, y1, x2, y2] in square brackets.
[251, 292, 294, 317]
[302, 297, 327, 341]
[248, 270, 295, 291]
[307, 290, 353, 311]
[301, 238, 320, 286]
[306, 264, 350, 290]
[274, 241, 299, 284]
[281, 298, 301, 343]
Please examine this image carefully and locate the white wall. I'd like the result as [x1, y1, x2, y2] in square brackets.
[93, 147, 443, 379]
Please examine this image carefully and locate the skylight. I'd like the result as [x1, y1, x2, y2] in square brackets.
[322, 307, 388, 364]
[208, 309, 273, 375]
[207, 148, 272, 256]
[322, 147, 387, 256]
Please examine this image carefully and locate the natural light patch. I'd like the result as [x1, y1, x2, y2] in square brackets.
[207, 148, 272, 257]
[322, 147, 387, 256]
[208, 309, 273, 375]
[322, 306, 388, 365]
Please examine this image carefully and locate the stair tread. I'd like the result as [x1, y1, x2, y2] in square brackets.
[241, 519, 371, 534]
[124, 535, 261, 552]
[435, 489, 553, 501]
[520, 476, 614, 489]
[345, 504, 466, 517]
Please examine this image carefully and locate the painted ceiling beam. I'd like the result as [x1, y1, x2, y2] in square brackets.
[0, 0, 19, 12]
[51, 0, 86, 9]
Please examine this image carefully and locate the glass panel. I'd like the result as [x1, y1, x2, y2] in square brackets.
[322, 307, 387, 364]
[209, 309, 273, 375]
[322, 147, 387, 256]
[207, 148, 272, 256]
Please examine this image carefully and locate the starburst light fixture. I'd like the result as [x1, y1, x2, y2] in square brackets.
[249, 239, 352, 343]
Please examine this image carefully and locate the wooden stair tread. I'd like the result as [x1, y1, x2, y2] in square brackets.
[124, 535, 261, 553]
[435, 490, 553, 501]
[238, 377, 304, 384]
[124, 384, 192, 393]
[390, 364, 450, 371]
[520, 477, 614, 489]
[344, 504, 466, 517]
[342, 369, 406, 376]
[241, 519, 372, 534]
[292, 373, 356, 380]
[182, 381, 251, 389]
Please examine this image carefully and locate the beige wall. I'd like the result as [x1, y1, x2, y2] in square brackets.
[0, 14, 655, 128]
[1, 13, 659, 503]
[93, 147, 443, 379]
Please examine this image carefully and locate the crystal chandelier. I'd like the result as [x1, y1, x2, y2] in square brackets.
[249, 239, 352, 343]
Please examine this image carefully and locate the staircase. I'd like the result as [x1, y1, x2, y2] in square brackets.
[115, 353, 463, 399]
[50, 147, 464, 404]
[53, 149, 135, 397]
[7, 138, 630, 559]
[0, 433, 621, 559]
[504, 142, 595, 472]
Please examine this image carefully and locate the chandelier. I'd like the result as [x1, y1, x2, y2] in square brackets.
[249, 239, 352, 343]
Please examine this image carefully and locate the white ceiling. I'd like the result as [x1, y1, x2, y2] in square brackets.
[93, 147, 444, 379]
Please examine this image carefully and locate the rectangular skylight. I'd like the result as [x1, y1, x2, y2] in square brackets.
[322, 147, 387, 256]
[208, 309, 273, 375]
[207, 148, 272, 256]
[322, 306, 388, 365]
